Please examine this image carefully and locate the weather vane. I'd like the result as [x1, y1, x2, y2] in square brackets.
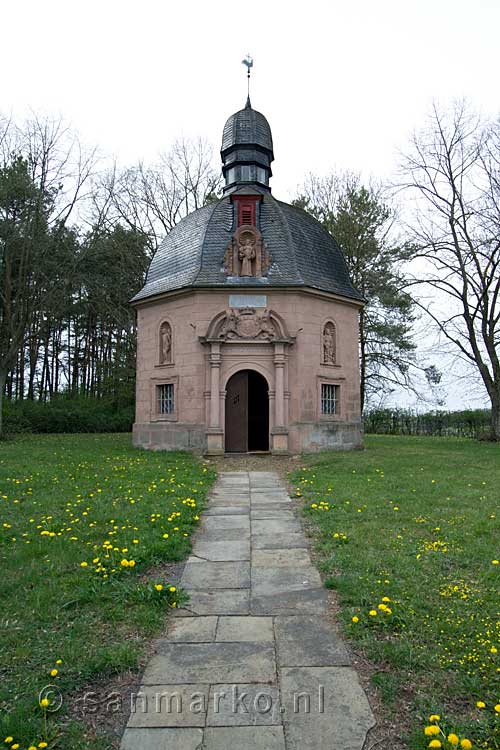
[241, 54, 253, 103]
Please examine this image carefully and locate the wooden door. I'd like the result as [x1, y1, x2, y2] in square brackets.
[225, 371, 248, 452]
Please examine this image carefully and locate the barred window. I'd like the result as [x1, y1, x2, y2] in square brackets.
[321, 383, 339, 415]
[157, 383, 174, 415]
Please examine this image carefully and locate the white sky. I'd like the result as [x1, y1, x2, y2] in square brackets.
[2, 0, 498, 410]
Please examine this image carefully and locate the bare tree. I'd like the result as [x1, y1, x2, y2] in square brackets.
[399, 101, 500, 439]
[92, 137, 222, 252]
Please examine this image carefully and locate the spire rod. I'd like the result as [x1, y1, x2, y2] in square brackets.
[241, 54, 253, 107]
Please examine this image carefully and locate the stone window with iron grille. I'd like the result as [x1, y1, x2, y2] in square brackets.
[157, 383, 174, 415]
[321, 383, 339, 416]
[151, 376, 178, 422]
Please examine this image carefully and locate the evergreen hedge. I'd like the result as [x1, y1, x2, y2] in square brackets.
[3, 396, 134, 435]
[363, 408, 491, 438]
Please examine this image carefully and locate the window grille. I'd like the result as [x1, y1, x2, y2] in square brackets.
[321, 384, 338, 415]
[157, 383, 174, 415]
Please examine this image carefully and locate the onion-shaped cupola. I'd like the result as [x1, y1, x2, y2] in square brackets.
[221, 97, 274, 194]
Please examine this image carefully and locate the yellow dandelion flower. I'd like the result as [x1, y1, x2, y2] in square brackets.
[490, 646, 498, 654]
[4, 739, 14, 745]
[352, 616, 359, 623]
[460, 740, 472, 750]
[428, 741, 441, 749]
[128, 560, 135, 567]
[120, 559, 129, 567]
[425, 725, 440, 736]
[169, 586, 177, 592]
[381, 596, 391, 602]
[492, 559, 499, 565]
[39, 744, 48, 749]
[369, 610, 377, 617]
[155, 584, 163, 591]
[476, 701, 485, 708]
[56, 659, 62, 664]
[429, 714, 440, 722]
[50, 668, 58, 677]
[447, 735, 459, 747]
[80, 561, 88, 567]
[494, 703, 500, 713]
[40, 697, 50, 707]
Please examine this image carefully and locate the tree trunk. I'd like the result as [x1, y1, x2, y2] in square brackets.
[490, 389, 500, 441]
[0, 369, 6, 439]
[359, 309, 366, 412]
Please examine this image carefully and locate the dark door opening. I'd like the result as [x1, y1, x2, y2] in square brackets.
[225, 370, 269, 453]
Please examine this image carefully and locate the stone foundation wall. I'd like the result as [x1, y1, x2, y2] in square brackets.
[132, 422, 206, 452]
[290, 420, 363, 453]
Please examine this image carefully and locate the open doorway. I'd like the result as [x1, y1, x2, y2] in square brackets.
[225, 369, 269, 452]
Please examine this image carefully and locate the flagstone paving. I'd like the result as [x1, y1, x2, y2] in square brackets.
[120, 471, 375, 750]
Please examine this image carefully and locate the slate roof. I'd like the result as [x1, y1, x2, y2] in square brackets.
[221, 101, 274, 156]
[131, 193, 364, 303]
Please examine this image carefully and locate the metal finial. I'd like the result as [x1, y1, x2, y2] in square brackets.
[241, 54, 253, 107]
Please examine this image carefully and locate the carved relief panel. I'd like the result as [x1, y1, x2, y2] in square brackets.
[218, 308, 278, 341]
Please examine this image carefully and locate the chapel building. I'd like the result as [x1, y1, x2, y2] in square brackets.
[131, 97, 364, 454]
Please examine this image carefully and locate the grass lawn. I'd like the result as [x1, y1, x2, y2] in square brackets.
[291, 435, 500, 750]
[0, 433, 215, 749]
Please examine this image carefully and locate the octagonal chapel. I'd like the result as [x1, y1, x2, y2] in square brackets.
[131, 97, 364, 454]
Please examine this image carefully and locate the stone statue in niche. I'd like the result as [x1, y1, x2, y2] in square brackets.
[323, 322, 336, 364]
[160, 322, 172, 364]
[224, 225, 271, 278]
[217, 308, 278, 341]
[238, 236, 256, 276]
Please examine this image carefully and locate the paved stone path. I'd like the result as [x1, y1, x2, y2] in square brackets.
[120, 471, 375, 749]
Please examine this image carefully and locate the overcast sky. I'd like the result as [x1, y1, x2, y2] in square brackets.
[2, 0, 498, 409]
[3, 0, 499, 198]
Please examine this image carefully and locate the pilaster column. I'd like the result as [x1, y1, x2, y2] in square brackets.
[274, 343, 285, 428]
[209, 343, 221, 428]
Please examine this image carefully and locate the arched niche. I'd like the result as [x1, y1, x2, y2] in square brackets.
[159, 320, 173, 365]
[322, 319, 337, 365]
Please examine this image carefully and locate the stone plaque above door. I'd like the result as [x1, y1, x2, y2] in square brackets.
[229, 294, 267, 308]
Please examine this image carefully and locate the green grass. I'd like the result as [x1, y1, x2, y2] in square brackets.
[0, 433, 216, 749]
[290, 435, 500, 750]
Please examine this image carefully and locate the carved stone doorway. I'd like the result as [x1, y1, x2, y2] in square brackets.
[225, 370, 269, 453]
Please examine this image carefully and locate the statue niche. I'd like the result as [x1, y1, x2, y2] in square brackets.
[159, 321, 173, 364]
[322, 322, 336, 365]
[224, 225, 270, 278]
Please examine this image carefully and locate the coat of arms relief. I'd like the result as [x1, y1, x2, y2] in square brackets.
[218, 308, 278, 341]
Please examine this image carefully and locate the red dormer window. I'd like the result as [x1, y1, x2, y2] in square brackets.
[240, 204, 254, 225]
[233, 196, 259, 227]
